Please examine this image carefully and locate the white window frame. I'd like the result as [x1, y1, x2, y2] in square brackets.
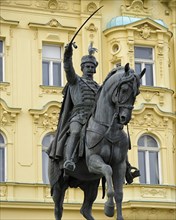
[135, 46, 155, 86]
[0, 132, 7, 182]
[0, 40, 5, 82]
[42, 133, 55, 184]
[138, 134, 161, 184]
[42, 44, 63, 86]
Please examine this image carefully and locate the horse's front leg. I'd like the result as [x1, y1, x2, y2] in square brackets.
[112, 160, 126, 220]
[86, 153, 115, 217]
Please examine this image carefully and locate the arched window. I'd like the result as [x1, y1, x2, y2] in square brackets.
[138, 134, 160, 184]
[42, 133, 55, 184]
[0, 132, 6, 182]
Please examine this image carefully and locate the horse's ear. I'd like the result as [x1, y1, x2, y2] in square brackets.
[125, 63, 130, 73]
[139, 68, 146, 79]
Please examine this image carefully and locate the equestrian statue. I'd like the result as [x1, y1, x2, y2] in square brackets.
[46, 6, 146, 220]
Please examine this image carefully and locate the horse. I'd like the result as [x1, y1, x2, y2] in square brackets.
[48, 63, 146, 220]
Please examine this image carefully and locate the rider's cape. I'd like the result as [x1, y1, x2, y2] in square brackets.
[46, 84, 73, 160]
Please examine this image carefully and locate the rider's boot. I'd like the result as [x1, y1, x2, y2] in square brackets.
[63, 133, 79, 171]
[125, 161, 140, 184]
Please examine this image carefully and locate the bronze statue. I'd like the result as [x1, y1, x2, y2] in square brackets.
[47, 41, 146, 219]
[46, 6, 146, 220]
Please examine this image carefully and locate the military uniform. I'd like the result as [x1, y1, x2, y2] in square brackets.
[61, 45, 100, 171]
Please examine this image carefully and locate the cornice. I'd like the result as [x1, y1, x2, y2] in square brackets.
[0, 98, 21, 114]
[0, 16, 19, 26]
[133, 103, 176, 119]
[140, 86, 174, 95]
[29, 101, 61, 115]
[28, 19, 76, 32]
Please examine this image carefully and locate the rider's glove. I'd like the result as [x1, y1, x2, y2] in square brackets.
[64, 43, 73, 60]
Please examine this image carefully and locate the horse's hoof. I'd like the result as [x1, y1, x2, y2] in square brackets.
[104, 201, 114, 217]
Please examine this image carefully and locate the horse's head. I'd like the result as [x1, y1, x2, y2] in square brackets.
[111, 63, 145, 125]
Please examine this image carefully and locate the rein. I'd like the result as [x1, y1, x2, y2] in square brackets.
[127, 124, 131, 150]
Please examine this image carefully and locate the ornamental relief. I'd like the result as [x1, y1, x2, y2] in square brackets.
[30, 105, 60, 131]
[87, 2, 98, 13]
[36, 0, 68, 11]
[0, 186, 7, 197]
[39, 86, 63, 97]
[0, 101, 21, 126]
[141, 187, 166, 198]
[2, 0, 69, 11]
[0, 82, 10, 96]
[130, 110, 169, 128]
[140, 90, 165, 106]
[121, 0, 151, 17]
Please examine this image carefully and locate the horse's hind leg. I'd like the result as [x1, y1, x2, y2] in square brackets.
[52, 181, 67, 220]
[80, 180, 100, 220]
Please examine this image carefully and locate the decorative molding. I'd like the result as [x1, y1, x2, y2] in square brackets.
[85, 23, 98, 39]
[0, 16, 19, 26]
[86, 23, 98, 32]
[121, 0, 151, 17]
[15, 0, 32, 6]
[45, 187, 51, 198]
[29, 102, 61, 131]
[48, 0, 58, 10]
[35, 0, 68, 11]
[139, 88, 172, 107]
[141, 187, 166, 198]
[39, 85, 63, 96]
[0, 82, 10, 95]
[0, 99, 21, 126]
[130, 107, 173, 129]
[87, 2, 98, 13]
[0, 186, 7, 197]
[28, 19, 76, 32]
[139, 23, 151, 39]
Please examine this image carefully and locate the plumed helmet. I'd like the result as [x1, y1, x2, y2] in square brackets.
[80, 42, 98, 67]
[81, 55, 98, 67]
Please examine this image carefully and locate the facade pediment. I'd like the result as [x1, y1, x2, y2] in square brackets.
[129, 18, 168, 32]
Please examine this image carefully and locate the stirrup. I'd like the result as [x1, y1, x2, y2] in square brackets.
[63, 160, 76, 171]
[125, 167, 140, 184]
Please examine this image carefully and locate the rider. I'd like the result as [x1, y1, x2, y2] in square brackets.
[63, 42, 99, 171]
[47, 42, 140, 183]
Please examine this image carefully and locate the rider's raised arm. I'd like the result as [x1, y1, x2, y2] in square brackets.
[63, 44, 77, 85]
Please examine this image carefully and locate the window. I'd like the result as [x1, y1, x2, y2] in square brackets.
[138, 135, 160, 184]
[42, 133, 55, 184]
[0, 133, 6, 182]
[0, 40, 4, 82]
[135, 46, 154, 86]
[42, 44, 62, 86]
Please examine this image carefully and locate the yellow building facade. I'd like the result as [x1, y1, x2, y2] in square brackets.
[0, 0, 175, 220]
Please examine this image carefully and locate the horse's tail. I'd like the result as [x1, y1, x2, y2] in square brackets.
[102, 177, 106, 199]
